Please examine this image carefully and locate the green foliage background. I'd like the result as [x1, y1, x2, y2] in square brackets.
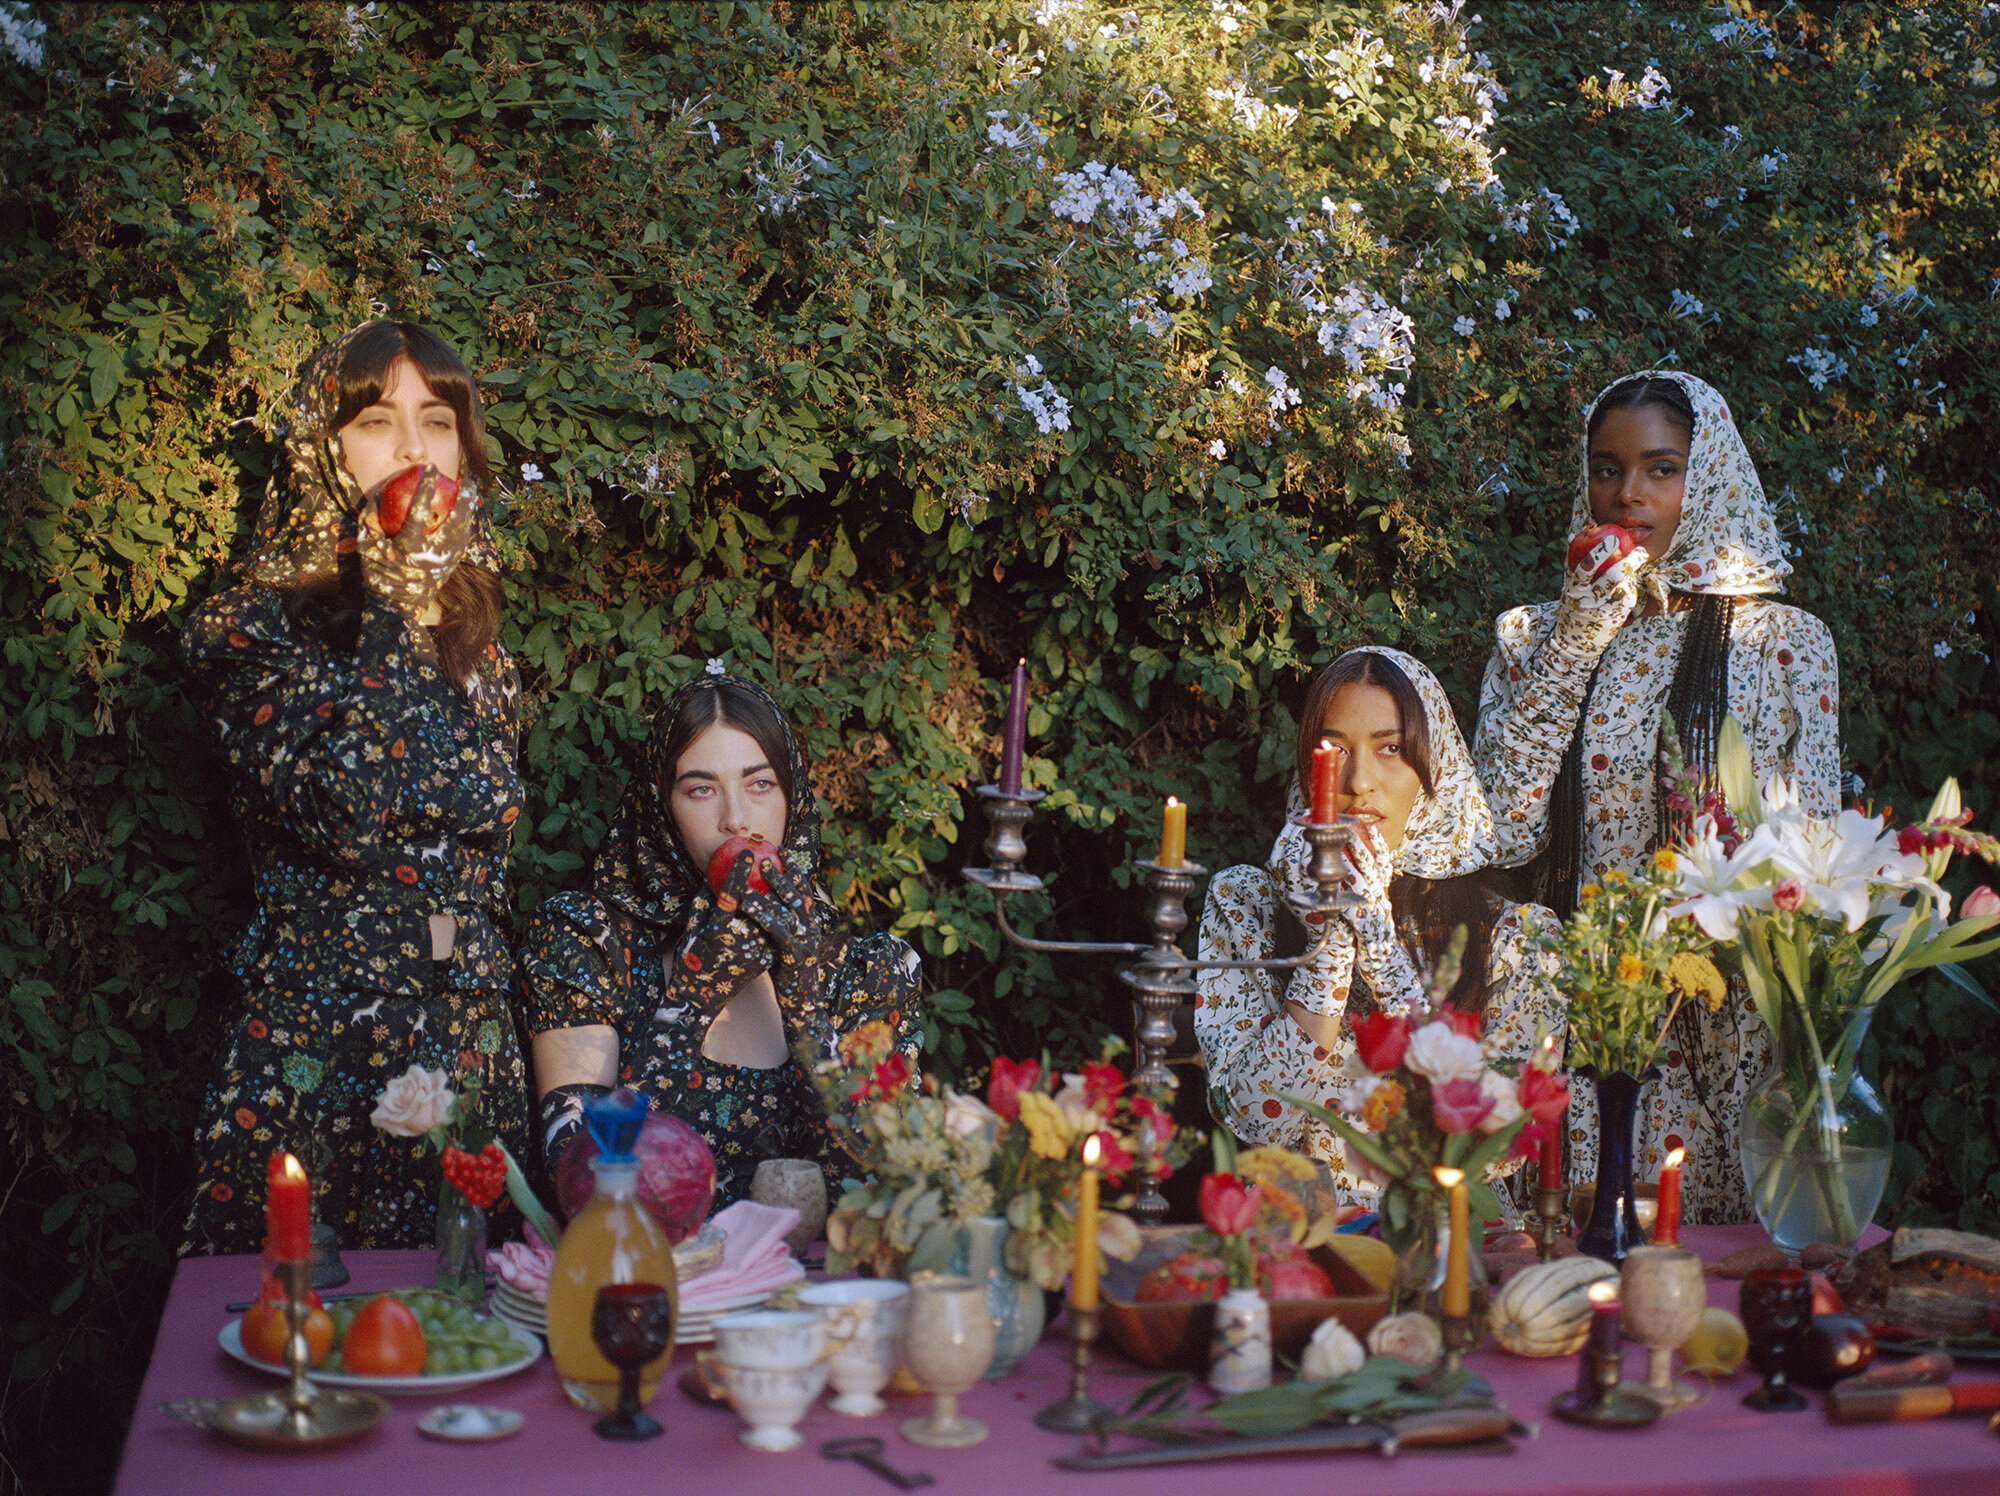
[1, 2, 1995, 1489]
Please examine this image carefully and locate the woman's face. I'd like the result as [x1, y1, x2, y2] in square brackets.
[666, 723, 789, 872]
[1587, 402, 1688, 562]
[337, 355, 463, 498]
[1318, 681, 1424, 851]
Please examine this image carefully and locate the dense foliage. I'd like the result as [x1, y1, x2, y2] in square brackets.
[1, 3, 1995, 1489]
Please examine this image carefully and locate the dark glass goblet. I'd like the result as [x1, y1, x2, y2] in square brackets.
[1740, 1266, 1811, 1412]
[591, 1282, 674, 1440]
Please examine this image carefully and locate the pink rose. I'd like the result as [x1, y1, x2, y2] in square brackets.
[1773, 876, 1805, 913]
[1430, 1076, 1496, 1134]
[370, 1064, 455, 1137]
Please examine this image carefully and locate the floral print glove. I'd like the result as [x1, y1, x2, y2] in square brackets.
[358, 464, 476, 618]
[1547, 534, 1643, 662]
[1265, 820, 1358, 1014]
[1339, 824, 1426, 1013]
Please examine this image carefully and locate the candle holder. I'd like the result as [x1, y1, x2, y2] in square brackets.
[1528, 1179, 1571, 1263]
[967, 789, 1363, 1222]
[1439, 1311, 1478, 1375]
[1551, 1293, 1659, 1429]
[1034, 1306, 1113, 1433]
[200, 1257, 387, 1449]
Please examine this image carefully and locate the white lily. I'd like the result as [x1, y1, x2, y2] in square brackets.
[1667, 812, 1774, 939]
[1748, 805, 1938, 933]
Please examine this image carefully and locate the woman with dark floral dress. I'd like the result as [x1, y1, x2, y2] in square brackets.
[179, 322, 530, 1253]
[522, 670, 922, 1208]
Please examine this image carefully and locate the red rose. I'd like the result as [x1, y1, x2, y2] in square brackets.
[1079, 1060, 1124, 1107]
[1350, 1012, 1412, 1072]
[985, 1056, 1040, 1123]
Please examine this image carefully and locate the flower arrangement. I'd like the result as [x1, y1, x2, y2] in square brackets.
[370, 1061, 560, 1246]
[1532, 847, 1728, 1077]
[823, 1023, 1194, 1289]
[1664, 718, 2000, 1243]
[1189, 1135, 1349, 1295]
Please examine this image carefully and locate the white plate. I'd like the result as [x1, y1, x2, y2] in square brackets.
[219, 1318, 542, 1396]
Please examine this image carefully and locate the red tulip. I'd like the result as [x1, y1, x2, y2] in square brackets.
[986, 1056, 1040, 1123]
[1350, 1013, 1412, 1073]
[1079, 1060, 1125, 1107]
[1443, 1007, 1482, 1040]
[1198, 1172, 1263, 1238]
[1430, 1076, 1494, 1134]
[1517, 1065, 1569, 1125]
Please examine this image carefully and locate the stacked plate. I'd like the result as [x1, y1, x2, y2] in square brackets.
[672, 1284, 785, 1345]
[491, 1281, 547, 1338]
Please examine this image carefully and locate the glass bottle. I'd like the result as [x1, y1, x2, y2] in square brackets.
[546, 1091, 679, 1410]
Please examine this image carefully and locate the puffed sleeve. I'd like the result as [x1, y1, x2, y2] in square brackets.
[1733, 603, 1841, 820]
[519, 892, 631, 1034]
[1477, 903, 1567, 1074]
[183, 590, 465, 865]
[1193, 865, 1354, 1168]
[1474, 600, 1596, 869]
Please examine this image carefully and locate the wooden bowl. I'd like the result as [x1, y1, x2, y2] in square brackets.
[1098, 1226, 1389, 1372]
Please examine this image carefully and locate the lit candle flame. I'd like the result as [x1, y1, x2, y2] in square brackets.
[1665, 1146, 1685, 1168]
[1433, 1165, 1464, 1188]
[1587, 1278, 1619, 1305]
[1082, 1134, 1102, 1167]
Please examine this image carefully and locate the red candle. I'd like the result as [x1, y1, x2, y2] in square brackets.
[999, 659, 1027, 795]
[1654, 1146, 1684, 1246]
[1309, 738, 1338, 823]
[266, 1150, 312, 1262]
[1539, 1120, 1564, 1191]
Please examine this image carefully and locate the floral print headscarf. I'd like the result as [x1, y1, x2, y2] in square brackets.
[1570, 370, 1790, 597]
[593, 670, 821, 937]
[1285, 645, 1497, 880]
[242, 322, 501, 590]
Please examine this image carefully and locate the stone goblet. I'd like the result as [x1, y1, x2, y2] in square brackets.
[1619, 1244, 1706, 1409]
[751, 1158, 829, 1258]
[900, 1273, 995, 1449]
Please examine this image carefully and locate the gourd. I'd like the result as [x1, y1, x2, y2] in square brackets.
[1488, 1256, 1619, 1357]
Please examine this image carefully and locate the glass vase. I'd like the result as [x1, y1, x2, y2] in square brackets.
[1384, 1190, 1487, 1317]
[1740, 1009, 1892, 1253]
[436, 1178, 488, 1308]
[1576, 1068, 1656, 1264]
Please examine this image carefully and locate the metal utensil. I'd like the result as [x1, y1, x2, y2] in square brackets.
[822, 1435, 935, 1488]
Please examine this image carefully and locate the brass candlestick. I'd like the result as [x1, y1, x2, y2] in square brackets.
[1529, 1177, 1570, 1262]
[968, 790, 1362, 1222]
[1439, 1310, 1477, 1375]
[1034, 1305, 1112, 1433]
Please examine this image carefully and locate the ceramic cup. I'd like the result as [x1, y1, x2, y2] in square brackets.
[751, 1158, 829, 1258]
[711, 1308, 830, 1451]
[799, 1279, 910, 1417]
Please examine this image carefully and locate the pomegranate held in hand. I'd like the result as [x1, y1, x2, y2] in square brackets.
[374, 464, 459, 537]
[1566, 522, 1635, 579]
[555, 1111, 716, 1243]
[705, 834, 785, 896]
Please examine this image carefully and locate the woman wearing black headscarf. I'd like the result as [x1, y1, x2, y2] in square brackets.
[521, 668, 922, 1205]
[180, 321, 529, 1253]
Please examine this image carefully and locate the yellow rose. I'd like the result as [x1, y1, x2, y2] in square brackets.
[1016, 1089, 1074, 1160]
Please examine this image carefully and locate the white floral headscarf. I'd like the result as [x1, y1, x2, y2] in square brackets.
[1287, 645, 1497, 880]
[1570, 370, 1790, 597]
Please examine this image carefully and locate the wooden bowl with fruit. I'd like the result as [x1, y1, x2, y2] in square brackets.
[1100, 1226, 1390, 1372]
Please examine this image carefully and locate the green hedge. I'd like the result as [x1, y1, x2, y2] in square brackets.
[2, 3, 1996, 1489]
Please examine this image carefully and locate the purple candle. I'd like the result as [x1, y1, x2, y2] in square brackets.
[999, 659, 1028, 794]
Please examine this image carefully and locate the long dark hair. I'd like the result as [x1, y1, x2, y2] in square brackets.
[284, 321, 501, 691]
[1297, 652, 1503, 1016]
[1538, 374, 1734, 917]
[652, 680, 797, 848]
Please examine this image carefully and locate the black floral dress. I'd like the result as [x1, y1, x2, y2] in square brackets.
[179, 587, 531, 1253]
[520, 672, 922, 1208]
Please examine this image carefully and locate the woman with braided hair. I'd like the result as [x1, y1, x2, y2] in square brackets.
[521, 669, 922, 1208]
[180, 321, 529, 1252]
[1473, 371, 1840, 1223]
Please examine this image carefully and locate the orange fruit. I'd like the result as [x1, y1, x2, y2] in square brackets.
[340, 1293, 427, 1377]
[241, 1299, 333, 1367]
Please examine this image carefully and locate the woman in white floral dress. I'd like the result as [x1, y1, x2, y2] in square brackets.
[1195, 646, 1565, 1207]
[1473, 371, 1840, 1224]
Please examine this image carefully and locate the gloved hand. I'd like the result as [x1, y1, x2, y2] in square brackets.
[1267, 820, 1358, 1015]
[1337, 823, 1429, 1017]
[539, 1082, 611, 1167]
[671, 844, 822, 1019]
[1547, 529, 1644, 662]
[358, 463, 476, 618]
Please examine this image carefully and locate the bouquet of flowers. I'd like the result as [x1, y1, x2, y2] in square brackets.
[1533, 849, 1728, 1077]
[371, 1061, 561, 1247]
[823, 1024, 1194, 1289]
[1183, 1134, 1349, 1296]
[1286, 997, 1568, 1300]
[1664, 717, 2000, 1244]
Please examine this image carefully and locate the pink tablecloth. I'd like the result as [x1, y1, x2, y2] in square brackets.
[117, 1226, 2000, 1496]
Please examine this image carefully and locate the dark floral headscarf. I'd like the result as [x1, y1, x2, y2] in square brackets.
[593, 668, 822, 938]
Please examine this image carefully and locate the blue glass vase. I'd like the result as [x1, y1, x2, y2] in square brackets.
[1576, 1068, 1657, 1264]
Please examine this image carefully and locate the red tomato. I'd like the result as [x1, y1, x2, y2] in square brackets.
[1566, 522, 1635, 579]
[340, 1293, 427, 1377]
[241, 1299, 334, 1366]
[705, 834, 784, 896]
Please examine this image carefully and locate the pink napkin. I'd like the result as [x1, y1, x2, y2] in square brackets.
[487, 1220, 555, 1296]
[679, 1200, 805, 1309]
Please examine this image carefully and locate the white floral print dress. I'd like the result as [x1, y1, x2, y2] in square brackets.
[1195, 647, 1567, 1207]
[1474, 371, 1841, 1224]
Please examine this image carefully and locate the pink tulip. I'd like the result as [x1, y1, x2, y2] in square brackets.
[1964, 885, 2000, 921]
[1430, 1076, 1495, 1134]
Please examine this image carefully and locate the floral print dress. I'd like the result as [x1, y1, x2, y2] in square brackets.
[1474, 371, 1841, 1223]
[1195, 648, 1566, 1207]
[179, 327, 529, 1255]
[521, 673, 922, 1208]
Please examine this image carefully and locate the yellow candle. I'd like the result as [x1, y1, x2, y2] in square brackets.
[1157, 797, 1187, 867]
[1073, 1134, 1102, 1311]
[1435, 1166, 1470, 1317]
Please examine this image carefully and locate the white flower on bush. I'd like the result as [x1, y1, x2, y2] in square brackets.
[1301, 1317, 1367, 1379]
[2, 0, 48, 67]
[371, 1064, 455, 1138]
[1635, 65, 1672, 109]
[1788, 347, 1849, 391]
[1403, 1021, 1486, 1083]
[1316, 281, 1414, 376]
[520, 462, 543, 483]
[1264, 366, 1301, 416]
[1454, 314, 1476, 336]
[1573, 307, 1594, 321]
[1493, 297, 1511, 320]
[1011, 355, 1073, 434]
[1670, 288, 1704, 318]
[1208, 439, 1227, 459]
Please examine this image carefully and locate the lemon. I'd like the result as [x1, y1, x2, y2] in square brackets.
[1679, 1305, 1749, 1375]
[1326, 1234, 1398, 1293]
